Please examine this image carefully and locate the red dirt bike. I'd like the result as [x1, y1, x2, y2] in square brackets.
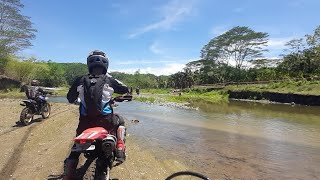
[71, 95, 132, 180]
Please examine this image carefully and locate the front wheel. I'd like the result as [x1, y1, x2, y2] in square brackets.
[41, 103, 51, 119]
[20, 107, 33, 126]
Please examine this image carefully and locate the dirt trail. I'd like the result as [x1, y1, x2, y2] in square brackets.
[0, 99, 193, 180]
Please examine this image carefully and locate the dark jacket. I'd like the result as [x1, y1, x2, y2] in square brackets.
[26, 86, 46, 99]
[67, 74, 128, 116]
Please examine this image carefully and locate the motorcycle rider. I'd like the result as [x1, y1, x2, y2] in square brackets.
[25, 80, 48, 110]
[63, 50, 130, 179]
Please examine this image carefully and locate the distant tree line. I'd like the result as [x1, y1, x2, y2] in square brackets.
[2, 58, 87, 87]
[168, 26, 320, 89]
[0, 58, 170, 88]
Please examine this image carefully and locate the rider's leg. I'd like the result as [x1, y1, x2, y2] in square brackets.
[63, 117, 88, 179]
[116, 125, 126, 162]
[37, 96, 45, 110]
[63, 148, 80, 180]
[115, 115, 126, 162]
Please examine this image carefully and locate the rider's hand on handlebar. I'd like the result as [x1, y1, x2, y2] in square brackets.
[123, 94, 133, 101]
[113, 95, 132, 102]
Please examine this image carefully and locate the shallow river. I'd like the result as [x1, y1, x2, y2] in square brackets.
[50, 97, 320, 179]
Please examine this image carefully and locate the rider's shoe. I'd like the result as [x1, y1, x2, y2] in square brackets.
[115, 147, 126, 163]
[63, 158, 78, 180]
[116, 126, 126, 163]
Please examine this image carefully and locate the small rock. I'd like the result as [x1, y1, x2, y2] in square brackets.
[131, 119, 140, 123]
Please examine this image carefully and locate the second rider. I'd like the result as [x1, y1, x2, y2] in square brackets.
[63, 50, 130, 179]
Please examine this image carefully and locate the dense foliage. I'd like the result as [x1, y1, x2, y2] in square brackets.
[169, 26, 320, 89]
[1, 58, 169, 88]
[0, 0, 37, 56]
[201, 26, 269, 69]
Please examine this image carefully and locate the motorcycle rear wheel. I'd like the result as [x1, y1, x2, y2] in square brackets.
[41, 103, 51, 119]
[20, 107, 33, 126]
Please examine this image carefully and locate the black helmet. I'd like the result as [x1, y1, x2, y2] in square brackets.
[87, 50, 109, 74]
[31, 80, 39, 86]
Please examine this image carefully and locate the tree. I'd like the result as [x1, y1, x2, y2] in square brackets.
[156, 75, 168, 88]
[249, 58, 281, 69]
[64, 63, 87, 85]
[0, 54, 13, 73]
[285, 38, 306, 54]
[4, 59, 34, 82]
[201, 26, 269, 69]
[110, 71, 160, 89]
[45, 62, 66, 87]
[168, 68, 195, 89]
[29, 63, 50, 84]
[279, 25, 320, 78]
[306, 25, 320, 47]
[0, 0, 37, 56]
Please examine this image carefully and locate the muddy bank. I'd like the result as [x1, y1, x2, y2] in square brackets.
[228, 90, 320, 106]
[0, 98, 199, 180]
[0, 75, 21, 90]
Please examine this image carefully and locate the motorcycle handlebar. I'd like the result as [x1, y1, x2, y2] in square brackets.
[43, 91, 54, 95]
[165, 171, 211, 180]
[113, 95, 133, 102]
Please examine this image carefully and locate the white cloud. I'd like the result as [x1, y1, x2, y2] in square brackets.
[267, 37, 293, 50]
[114, 60, 174, 65]
[128, 0, 196, 38]
[149, 41, 164, 54]
[110, 63, 186, 76]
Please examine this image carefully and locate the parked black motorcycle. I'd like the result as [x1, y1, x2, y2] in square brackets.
[19, 94, 51, 126]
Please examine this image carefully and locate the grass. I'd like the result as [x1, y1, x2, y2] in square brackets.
[134, 90, 229, 104]
[140, 88, 171, 94]
[0, 88, 24, 98]
[224, 80, 320, 95]
[134, 96, 157, 103]
[0, 86, 70, 99]
[53, 86, 69, 96]
[165, 91, 228, 103]
[134, 80, 320, 105]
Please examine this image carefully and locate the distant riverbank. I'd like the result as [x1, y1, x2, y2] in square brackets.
[136, 81, 320, 106]
[2, 80, 320, 106]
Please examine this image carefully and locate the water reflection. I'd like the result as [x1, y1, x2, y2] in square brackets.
[48, 96, 68, 103]
[117, 100, 320, 179]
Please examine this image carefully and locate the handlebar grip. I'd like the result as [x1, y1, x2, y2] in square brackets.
[113, 95, 133, 102]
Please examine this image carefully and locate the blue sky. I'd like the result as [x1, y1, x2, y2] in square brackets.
[20, 0, 320, 75]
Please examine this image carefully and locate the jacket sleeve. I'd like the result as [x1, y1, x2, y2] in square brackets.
[107, 74, 129, 94]
[38, 87, 45, 93]
[38, 87, 51, 95]
[67, 76, 82, 103]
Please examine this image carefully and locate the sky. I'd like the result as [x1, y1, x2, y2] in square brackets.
[20, 0, 320, 75]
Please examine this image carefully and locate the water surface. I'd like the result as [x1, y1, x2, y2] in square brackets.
[117, 100, 320, 179]
[50, 96, 320, 179]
